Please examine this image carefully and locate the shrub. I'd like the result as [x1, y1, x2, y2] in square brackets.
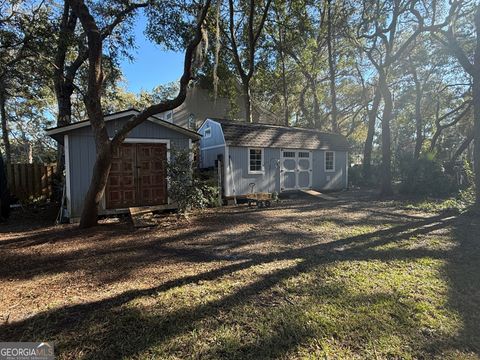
[398, 155, 457, 197]
[166, 149, 220, 214]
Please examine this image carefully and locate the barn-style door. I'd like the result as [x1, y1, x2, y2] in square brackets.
[280, 149, 312, 191]
[106, 143, 168, 209]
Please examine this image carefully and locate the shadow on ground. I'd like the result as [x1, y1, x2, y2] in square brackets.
[0, 191, 478, 359]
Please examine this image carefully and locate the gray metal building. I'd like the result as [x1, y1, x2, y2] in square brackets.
[198, 119, 349, 197]
[47, 109, 200, 222]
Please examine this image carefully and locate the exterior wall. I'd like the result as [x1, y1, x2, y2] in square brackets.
[312, 150, 348, 190]
[226, 146, 280, 196]
[171, 86, 279, 129]
[66, 116, 192, 219]
[224, 147, 348, 196]
[198, 119, 225, 168]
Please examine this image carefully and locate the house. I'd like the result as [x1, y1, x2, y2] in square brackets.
[198, 119, 349, 197]
[46, 109, 200, 222]
[157, 85, 278, 130]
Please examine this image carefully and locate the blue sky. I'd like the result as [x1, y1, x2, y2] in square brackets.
[119, 14, 184, 94]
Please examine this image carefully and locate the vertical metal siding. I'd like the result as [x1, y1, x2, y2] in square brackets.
[312, 150, 347, 190]
[198, 119, 226, 168]
[226, 147, 280, 196]
[67, 118, 193, 219]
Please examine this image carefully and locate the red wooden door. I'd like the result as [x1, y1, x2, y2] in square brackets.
[136, 144, 168, 206]
[106, 144, 136, 209]
[105, 143, 167, 209]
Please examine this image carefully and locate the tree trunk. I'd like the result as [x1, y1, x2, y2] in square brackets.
[79, 142, 112, 228]
[243, 81, 253, 123]
[363, 86, 381, 183]
[474, 7, 480, 207]
[327, 0, 338, 133]
[0, 85, 11, 165]
[279, 36, 289, 126]
[473, 73, 480, 206]
[412, 70, 424, 159]
[379, 72, 393, 196]
[55, 92, 74, 172]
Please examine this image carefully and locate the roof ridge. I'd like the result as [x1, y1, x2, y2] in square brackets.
[210, 118, 343, 137]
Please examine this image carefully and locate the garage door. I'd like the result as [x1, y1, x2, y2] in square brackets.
[106, 143, 168, 209]
[280, 150, 312, 191]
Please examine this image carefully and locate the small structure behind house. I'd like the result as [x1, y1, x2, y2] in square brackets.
[198, 119, 349, 198]
[46, 109, 200, 222]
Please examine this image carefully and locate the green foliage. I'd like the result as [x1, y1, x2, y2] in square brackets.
[398, 155, 457, 197]
[166, 149, 220, 214]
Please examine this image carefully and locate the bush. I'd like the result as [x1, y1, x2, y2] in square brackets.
[398, 155, 457, 197]
[349, 163, 383, 187]
[166, 149, 220, 214]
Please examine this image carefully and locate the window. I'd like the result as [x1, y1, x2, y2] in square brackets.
[204, 126, 211, 138]
[325, 151, 335, 172]
[283, 151, 295, 158]
[298, 151, 310, 158]
[249, 148, 264, 174]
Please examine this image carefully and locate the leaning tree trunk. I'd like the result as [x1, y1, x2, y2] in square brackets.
[379, 72, 394, 196]
[0, 85, 11, 165]
[79, 139, 112, 228]
[363, 86, 381, 183]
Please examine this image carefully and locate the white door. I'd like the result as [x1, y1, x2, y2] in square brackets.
[280, 150, 312, 190]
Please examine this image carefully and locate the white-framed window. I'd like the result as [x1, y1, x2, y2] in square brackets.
[325, 151, 335, 172]
[283, 151, 295, 158]
[204, 126, 211, 138]
[248, 148, 264, 174]
[298, 151, 310, 158]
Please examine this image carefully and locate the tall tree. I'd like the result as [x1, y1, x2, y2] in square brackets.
[68, 0, 211, 228]
[225, 0, 272, 122]
[358, 0, 443, 195]
[433, 1, 480, 207]
[52, 0, 148, 171]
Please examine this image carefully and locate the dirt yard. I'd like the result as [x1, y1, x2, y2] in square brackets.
[0, 190, 479, 359]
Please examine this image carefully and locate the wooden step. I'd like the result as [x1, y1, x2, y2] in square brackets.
[129, 207, 157, 228]
[301, 189, 336, 201]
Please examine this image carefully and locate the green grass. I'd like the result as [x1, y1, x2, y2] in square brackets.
[1, 197, 479, 359]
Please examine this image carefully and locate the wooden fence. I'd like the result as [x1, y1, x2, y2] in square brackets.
[6, 163, 56, 202]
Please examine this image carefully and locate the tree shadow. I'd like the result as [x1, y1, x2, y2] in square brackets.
[0, 208, 463, 358]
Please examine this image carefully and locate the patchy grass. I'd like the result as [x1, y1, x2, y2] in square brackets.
[0, 191, 479, 359]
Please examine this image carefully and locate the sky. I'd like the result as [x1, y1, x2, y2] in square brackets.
[119, 14, 184, 94]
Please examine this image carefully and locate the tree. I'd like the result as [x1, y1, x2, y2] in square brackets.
[225, 0, 272, 123]
[0, 0, 51, 164]
[357, 0, 443, 195]
[433, 1, 480, 207]
[68, 0, 211, 228]
[52, 0, 148, 171]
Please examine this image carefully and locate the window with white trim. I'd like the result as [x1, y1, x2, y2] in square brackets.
[325, 151, 335, 171]
[204, 126, 211, 138]
[249, 148, 264, 173]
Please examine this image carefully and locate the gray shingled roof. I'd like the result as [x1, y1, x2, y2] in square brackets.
[212, 119, 349, 151]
